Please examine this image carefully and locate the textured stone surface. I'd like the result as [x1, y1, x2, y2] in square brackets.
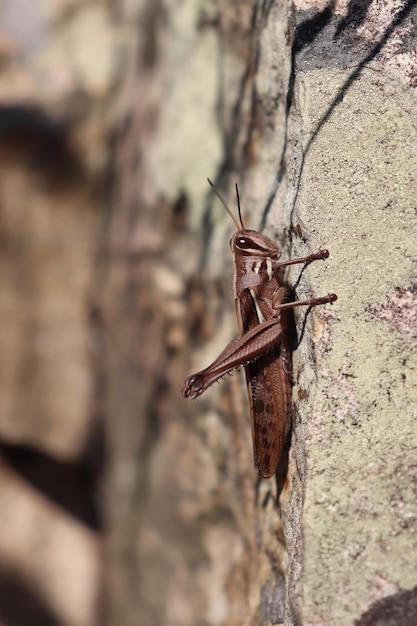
[287, 62, 417, 626]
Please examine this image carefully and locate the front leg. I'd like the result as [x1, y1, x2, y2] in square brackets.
[278, 249, 330, 269]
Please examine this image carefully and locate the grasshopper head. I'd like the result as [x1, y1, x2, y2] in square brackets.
[231, 230, 281, 259]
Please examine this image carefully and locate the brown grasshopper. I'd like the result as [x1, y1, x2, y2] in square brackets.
[183, 180, 337, 479]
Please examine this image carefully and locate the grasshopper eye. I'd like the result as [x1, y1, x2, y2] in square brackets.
[236, 237, 268, 252]
[236, 237, 254, 249]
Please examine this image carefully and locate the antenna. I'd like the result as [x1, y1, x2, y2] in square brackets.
[235, 183, 244, 230]
[207, 178, 244, 231]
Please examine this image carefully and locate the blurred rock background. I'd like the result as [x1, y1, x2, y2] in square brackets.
[0, 1, 115, 625]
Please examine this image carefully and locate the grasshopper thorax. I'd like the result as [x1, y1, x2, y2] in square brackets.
[231, 230, 281, 298]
